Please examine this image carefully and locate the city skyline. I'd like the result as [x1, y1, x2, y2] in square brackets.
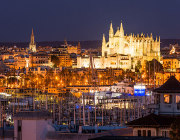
[0, 0, 180, 42]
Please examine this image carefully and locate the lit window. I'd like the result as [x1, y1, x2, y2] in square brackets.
[176, 95, 180, 103]
[164, 94, 172, 104]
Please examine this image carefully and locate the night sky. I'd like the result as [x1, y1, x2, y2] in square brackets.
[0, 0, 180, 42]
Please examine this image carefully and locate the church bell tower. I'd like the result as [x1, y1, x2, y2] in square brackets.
[29, 28, 36, 52]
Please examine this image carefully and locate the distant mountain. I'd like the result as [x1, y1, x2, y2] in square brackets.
[0, 40, 102, 50]
[160, 39, 180, 48]
[0, 39, 180, 49]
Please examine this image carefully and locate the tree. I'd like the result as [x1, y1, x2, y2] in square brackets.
[51, 55, 60, 67]
[125, 69, 135, 82]
[145, 59, 163, 80]
[170, 119, 180, 140]
[163, 61, 171, 71]
[135, 60, 142, 75]
[44, 69, 54, 87]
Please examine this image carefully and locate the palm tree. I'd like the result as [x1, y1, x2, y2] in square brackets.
[45, 68, 54, 88]
[170, 119, 180, 140]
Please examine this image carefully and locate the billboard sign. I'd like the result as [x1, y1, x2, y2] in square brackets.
[134, 85, 146, 96]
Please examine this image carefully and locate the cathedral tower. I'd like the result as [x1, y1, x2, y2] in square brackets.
[109, 22, 114, 38]
[119, 21, 124, 54]
[29, 28, 36, 52]
[102, 34, 106, 57]
[77, 42, 81, 55]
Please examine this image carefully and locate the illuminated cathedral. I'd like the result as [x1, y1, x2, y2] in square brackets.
[78, 22, 161, 70]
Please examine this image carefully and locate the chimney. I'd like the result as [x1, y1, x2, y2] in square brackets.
[78, 126, 82, 134]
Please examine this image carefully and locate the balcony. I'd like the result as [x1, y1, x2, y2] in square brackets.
[148, 104, 159, 109]
[165, 104, 171, 108]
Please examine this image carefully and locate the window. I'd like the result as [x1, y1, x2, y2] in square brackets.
[176, 95, 180, 103]
[148, 130, 151, 137]
[138, 130, 141, 136]
[18, 126, 21, 132]
[143, 130, 146, 136]
[164, 94, 172, 104]
[162, 131, 166, 137]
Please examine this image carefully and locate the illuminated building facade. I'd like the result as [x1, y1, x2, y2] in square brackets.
[77, 22, 161, 70]
[58, 53, 72, 67]
[29, 53, 50, 67]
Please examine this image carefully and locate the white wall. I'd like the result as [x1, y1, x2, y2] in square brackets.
[22, 120, 36, 140]
[160, 93, 180, 114]
[133, 127, 170, 137]
[36, 119, 51, 140]
[133, 128, 156, 136]
[14, 119, 52, 140]
[14, 120, 18, 140]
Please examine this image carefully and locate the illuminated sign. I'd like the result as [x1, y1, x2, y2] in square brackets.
[134, 85, 145, 96]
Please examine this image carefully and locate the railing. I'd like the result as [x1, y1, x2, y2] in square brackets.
[165, 104, 171, 108]
[148, 104, 159, 109]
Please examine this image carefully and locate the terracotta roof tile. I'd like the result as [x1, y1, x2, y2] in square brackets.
[126, 114, 176, 127]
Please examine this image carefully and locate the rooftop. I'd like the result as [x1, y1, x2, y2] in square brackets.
[89, 136, 170, 140]
[154, 76, 180, 93]
[126, 113, 176, 127]
[45, 127, 133, 140]
[13, 110, 52, 120]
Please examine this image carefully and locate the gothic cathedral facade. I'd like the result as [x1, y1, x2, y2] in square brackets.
[78, 22, 161, 70]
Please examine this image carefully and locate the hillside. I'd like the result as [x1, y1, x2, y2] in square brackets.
[0, 39, 180, 49]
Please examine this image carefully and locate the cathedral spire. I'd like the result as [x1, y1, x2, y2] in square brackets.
[110, 21, 113, 31]
[30, 28, 35, 44]
[64, 38, 68, 46]
[102, 34, 106, 45]
[109, 21, 114, 37]
[120, 21, 124, 37]
[78, 42, 81, 47]
[29, 28, 36, 52]
[31, 28, 34, 36]
[120, 21, 124, 32]
[147, 33, 149, 38]
[77, 42, 81, 55]
[150, 33, 153, 39]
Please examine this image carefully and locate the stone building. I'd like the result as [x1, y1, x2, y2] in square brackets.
[127, 76, 180, 138]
